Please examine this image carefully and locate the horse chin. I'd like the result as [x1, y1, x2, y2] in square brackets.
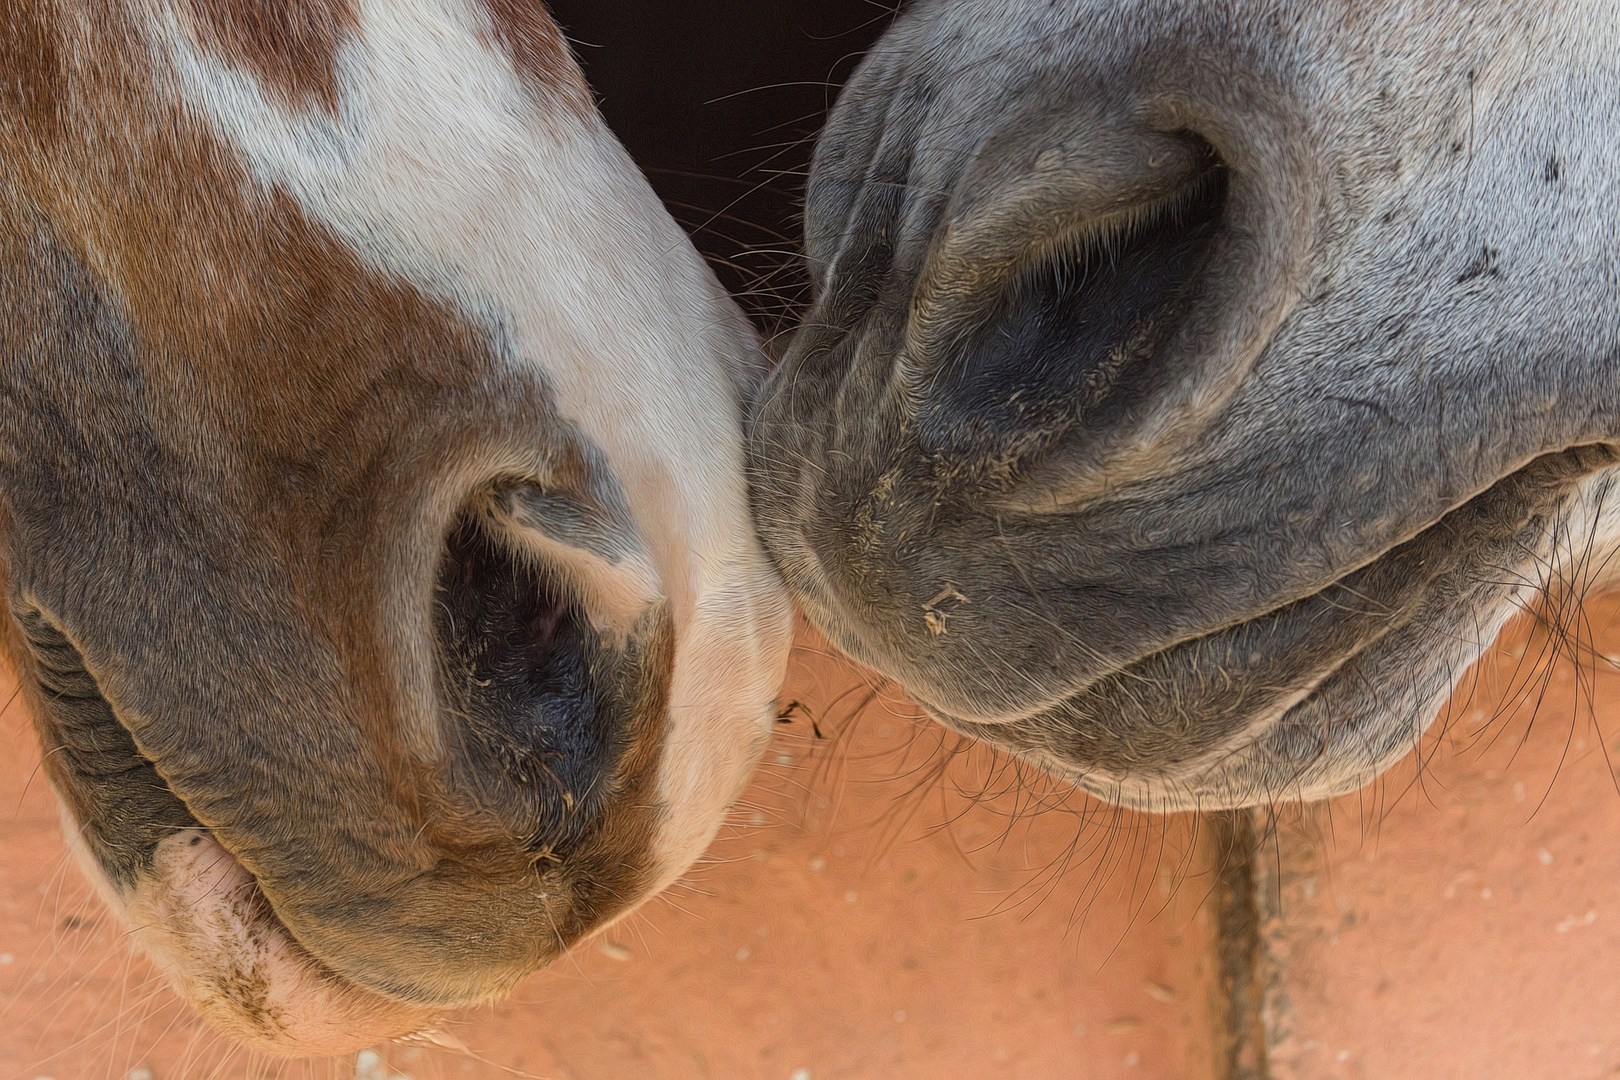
[64, 823, 441, 1058]
[916, 452, 1620, 814]
[954, 637, 1464, 816]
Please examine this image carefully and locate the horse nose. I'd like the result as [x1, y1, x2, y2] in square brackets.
[749, 110, 1245, 722]
[901, 119, 1229, 498]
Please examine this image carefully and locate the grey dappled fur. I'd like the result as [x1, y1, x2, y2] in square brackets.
[749, 0, 1620, 809]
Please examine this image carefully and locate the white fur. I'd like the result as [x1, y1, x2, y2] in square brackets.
[72, 0, 799, 1051]
[148, 0, 793, 875]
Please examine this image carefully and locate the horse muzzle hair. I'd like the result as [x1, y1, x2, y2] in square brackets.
[749, 0, 1620, 813]
[0, 0, 790, 1055]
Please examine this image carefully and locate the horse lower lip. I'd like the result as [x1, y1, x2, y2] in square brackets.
[931, 445, 1620, 807]
[122, 829, 440, 1057]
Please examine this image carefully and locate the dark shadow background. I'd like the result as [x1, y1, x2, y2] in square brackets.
[545, 1, 898, 343]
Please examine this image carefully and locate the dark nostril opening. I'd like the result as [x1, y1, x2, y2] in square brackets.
[919, 136, 1229, 460]
[434, 509, 615, 847]
[440, 514, 573, 675]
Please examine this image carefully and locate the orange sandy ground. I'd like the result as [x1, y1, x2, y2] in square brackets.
[1260, 597, 1620, 1080]
[4, 598, 1620, 1079]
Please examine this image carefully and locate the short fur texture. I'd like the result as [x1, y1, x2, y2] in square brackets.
[749, 0, 1620, 810]
[1, 0, 791, 1054]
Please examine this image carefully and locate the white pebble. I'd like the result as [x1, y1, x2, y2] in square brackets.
[0, 953, 13, 965]
[790, 1070, 811, 1080]
[1538, 848, 1554, 865]
[128, 1070, 155, 1080]
[1556, 910, 1599, 933]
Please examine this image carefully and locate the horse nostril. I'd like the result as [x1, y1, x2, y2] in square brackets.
[439, 511, 573, 674]
[433, 508, 603, 845]
[907, 130, 1230, 481]
[747, 117, 1257, 721]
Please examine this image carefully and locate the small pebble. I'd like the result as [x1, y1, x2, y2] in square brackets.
[0, 953, 13, 965]
[1556, 910, 1598, 933]
[1143, 980, 1176, 1004]
[1538, 848, 1554, 865]
[789, 1070, 811, 1080]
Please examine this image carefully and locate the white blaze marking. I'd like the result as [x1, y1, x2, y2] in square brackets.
[149, 0, 790, 885]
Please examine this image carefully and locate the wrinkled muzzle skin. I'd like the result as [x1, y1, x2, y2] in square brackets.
[749, 0, 1620, 811]
[0, 0, 790, 1056]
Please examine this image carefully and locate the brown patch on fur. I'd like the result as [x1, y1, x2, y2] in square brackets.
[175, 0, 355, 110]
[480, 0, 591, 115]
[0, 0, 471, 874]
[0, 0, 662, 1003]
[0, 0, 63, 140]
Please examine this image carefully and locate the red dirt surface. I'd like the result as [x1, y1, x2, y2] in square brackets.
[9, 597, 1620, 1079]
[0, 629, 1219, 1080]
[1260, 598, 1620, 1080]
